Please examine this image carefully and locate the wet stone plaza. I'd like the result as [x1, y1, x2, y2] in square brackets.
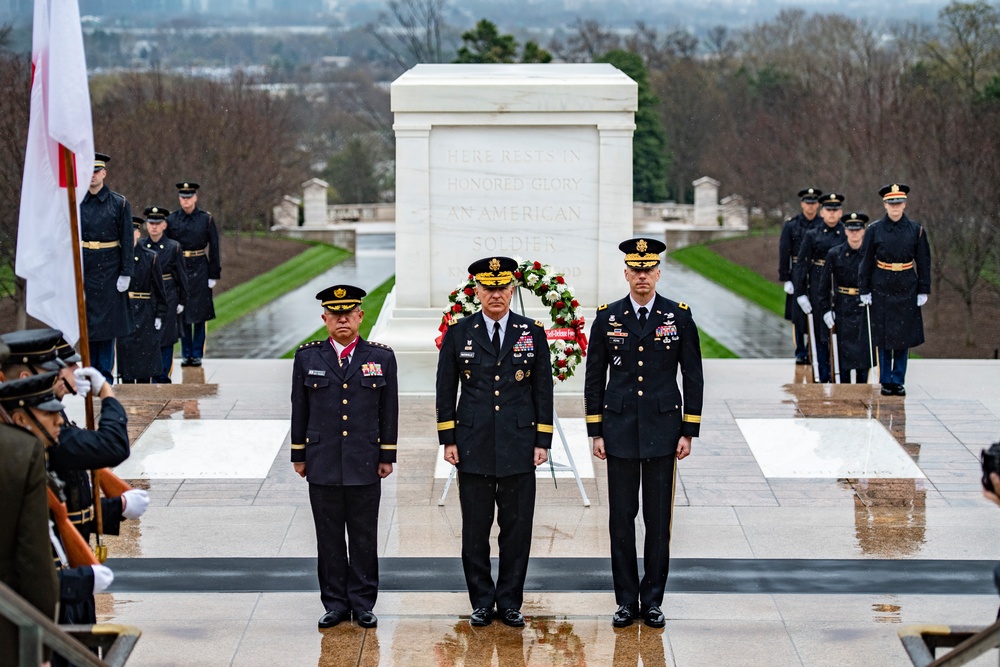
[85, 358, 1000, 666]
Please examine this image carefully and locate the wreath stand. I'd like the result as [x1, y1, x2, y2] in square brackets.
[437, 286, 591, 507]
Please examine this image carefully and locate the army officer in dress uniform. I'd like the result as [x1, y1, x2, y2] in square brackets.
[166, 182, 221, 368]
[779, 188, 822, 365]
[291, 285, 398, 630]
[436, 256, 553, 629]
[584, 238, 704, 629]
[859, 183, 932, 396]
[818, 213, 875, 383]
[140, 206, 188, 383]
[80, 152, 134, 383]
[117, 217, 167, 383]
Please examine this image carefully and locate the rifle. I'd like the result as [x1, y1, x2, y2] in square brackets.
[806, 311, 821, 383]
[830, 324, 841, 383]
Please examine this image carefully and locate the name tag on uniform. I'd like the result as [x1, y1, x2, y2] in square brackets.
[361, 362, 383, 377]
[307, 369, 326, 376]
[459, 351, 475, 359]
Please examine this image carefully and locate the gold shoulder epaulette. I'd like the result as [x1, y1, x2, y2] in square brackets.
[369, 341, 393, 350]
[598, 303, 608, 311]
[297, 340, 323, 350]
[534, 319, 544, 328]
[678, 302, 689, 310]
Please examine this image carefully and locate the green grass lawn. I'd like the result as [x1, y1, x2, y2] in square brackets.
[208, 243, 351, 334]
[670, 244, 786, 317]
[282, 276, 397, 358]
[700, 331, 738, 358]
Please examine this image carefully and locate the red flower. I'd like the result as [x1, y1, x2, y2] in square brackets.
[463, 287, 474, 296]
[565, 346, 574, 354]
[451, 303, 462, 313]
[533, 261, 542, 269]
[555, 276, 565, 284]
[450, 290, 458, 297]
[514, 271, 522, 279]
[556, 359, 567, 368]
[558, 373, 566, 381]
[571, 299, 579, 308]
[539, 284, 548, 292]
[556, 316, 565, 324]
[555, 301, 565, 309]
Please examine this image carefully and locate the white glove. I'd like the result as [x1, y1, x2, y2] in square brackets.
[823, 311, 835, 329]
[116, 275, 131, 292]
[121, 489, 149, 519]
[208, 279, 217, 289]
[796, 295, 812, 314]
[154, 318, 162, 330]
[176, 304, 185, 314]
[917, 294, 928, 307]
[783, 281, 794, 295]
[860, 293, 872, 306]
[72, 368, 91, 399]
[92, 564, 114, 594]
[73, 367, 105, 397]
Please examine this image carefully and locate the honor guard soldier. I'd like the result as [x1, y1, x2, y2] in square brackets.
[779, 188, 823, 364]
[584, 238, 704, 629]
[859, 184, 931, 396]
[291, 285, 398, 630]
[0, 373, 115, 642]
[818, 213, 875, 383]
[80, 153, 135, 383]
[794, 192, 847, 383]
[116, 217, 168, 383]
[166, 182, 220, 367]
[436, 256, 553, 629]
[141, 206, 188, 382]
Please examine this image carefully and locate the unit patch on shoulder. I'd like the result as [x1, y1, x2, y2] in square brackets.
[598, 303, 608, 311]
[678, 302, 689, 310]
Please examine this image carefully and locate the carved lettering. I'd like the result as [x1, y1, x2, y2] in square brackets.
[471, 236, 558, 253]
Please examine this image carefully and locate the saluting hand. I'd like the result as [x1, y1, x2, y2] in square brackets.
[676, 436, 692, 461]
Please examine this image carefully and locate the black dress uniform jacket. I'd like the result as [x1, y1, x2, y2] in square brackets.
[779, 212, 818, 322]
[291, 338, 398, 485]
[818, 243, 875, 370]
[166, 207, 220, 324]
[0, 428, 58, 666]
[142, 235, 189, 346]
[80, 186, 134, 340]
[858, 214, 932, 349]
[436, 311, 554, 476]
[793, 222, 846, 348]
[116, 245, 168, 380]
[584, 294, 703, 456]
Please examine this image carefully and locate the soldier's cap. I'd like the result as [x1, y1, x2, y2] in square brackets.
[820, 193, 844, 209]
[468, 257, 517, 287]
[797, 187, 823, 202]
[176, 182, 200, 198]
[144, 206, 169, 221]
[619, 238, 666, 269]
[316, 284, 366, 312]
[879, 183, 909, 202]
[0, 328, 65, 371]
[131, 216, 144, 229]
[94, 152, 110, 172]
[55, 337, 81, 364]
[844, 212, 869, 229]
[0, 371, 64, 413]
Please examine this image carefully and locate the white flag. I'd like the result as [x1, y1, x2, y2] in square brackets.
[15, 0, 94, 346]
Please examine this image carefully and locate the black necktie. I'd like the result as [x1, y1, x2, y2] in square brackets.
[638, 306, 648, 328]
[492, 322, 501, 355]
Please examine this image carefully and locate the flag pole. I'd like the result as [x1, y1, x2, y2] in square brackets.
[61, 145, 105, 561]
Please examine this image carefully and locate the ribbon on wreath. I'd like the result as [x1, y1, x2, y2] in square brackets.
[435, 312, 455, 350]
[544, 317, 588, 356]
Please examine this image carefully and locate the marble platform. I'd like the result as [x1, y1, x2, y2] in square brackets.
[83, 358, 1000, 666]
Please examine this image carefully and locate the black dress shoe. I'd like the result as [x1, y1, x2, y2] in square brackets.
[318, 609, 350, 628]
[180, 357, 193, 367]
[641, 605, 665, 628]
[894, 384, 906, 396]
[880, 383, 896, 396]
[498, 608, 525, 627]
[354, 610, 377, 628]
[470, 607, 494, 627]
[612, 603, 639, 628]
[795, 355, 810, 365]
[190, 357, 202, 367]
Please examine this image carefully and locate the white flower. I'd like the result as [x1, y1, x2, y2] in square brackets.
[526, 274, 539, 287]
[544, 290, 559, 304]
[553, 340, 566, 351]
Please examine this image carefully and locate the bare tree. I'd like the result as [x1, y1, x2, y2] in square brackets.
[549, 19, 621, 63]
[369, 0, 452, 70]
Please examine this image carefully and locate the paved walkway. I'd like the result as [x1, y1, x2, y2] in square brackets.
[208, 235, 395, 358]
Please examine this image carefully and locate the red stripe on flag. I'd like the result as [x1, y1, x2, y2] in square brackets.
[57, 145, 76, 189]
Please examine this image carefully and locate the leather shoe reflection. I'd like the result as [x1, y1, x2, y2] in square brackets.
[354, 610, 377, 628]
[318, 609, 350, 628]
[470, 607, 495, 627]
[498, 608, 525, 627]
[612, 603, 639, 628]
[613, 622, 667, 667]
[319, 622, 379, 667]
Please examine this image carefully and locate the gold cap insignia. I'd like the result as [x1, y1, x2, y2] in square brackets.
[334, 288, 347, 298]
[636, 239, 648, 252]
[489, 258, 500, 271]
[891, 184, 900, 193]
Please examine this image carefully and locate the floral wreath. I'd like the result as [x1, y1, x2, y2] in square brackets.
[437, 259, 588, 382]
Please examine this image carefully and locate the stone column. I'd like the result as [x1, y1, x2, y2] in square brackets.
[302, 178, 329, 227]
[693, 176, 720, 227]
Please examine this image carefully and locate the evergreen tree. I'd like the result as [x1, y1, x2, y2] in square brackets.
[454, 19, 553, 64]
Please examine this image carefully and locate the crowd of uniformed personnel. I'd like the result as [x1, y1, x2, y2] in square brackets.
[779, 183, 931, 395]
[82, 153, 220, 383]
